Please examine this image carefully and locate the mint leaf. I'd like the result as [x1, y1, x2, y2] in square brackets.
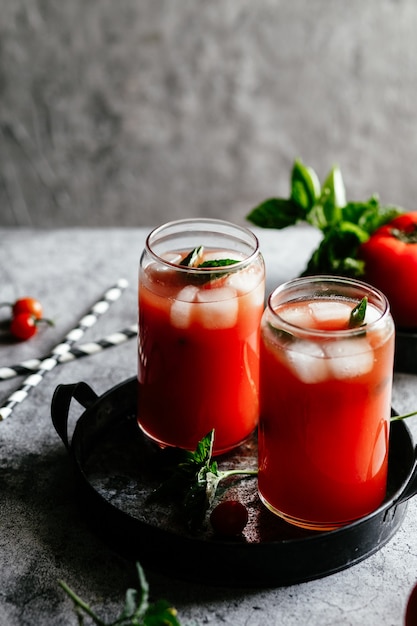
[189, 429, 215, 465]
[149, 430, 217, 531]
[179, 250, 240, 283]
[150, 430, 257, 532]
[197, 258, 240, 268]
[198, 258, 242, 284]
[247, 197, 304, 229]
[349, 297, 368, 328]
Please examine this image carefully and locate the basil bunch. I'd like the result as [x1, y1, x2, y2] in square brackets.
[247, 159, 403, 277]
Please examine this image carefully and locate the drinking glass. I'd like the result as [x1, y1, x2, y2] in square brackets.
[258, 275, 395, 531]
[138, 218, 265, 455]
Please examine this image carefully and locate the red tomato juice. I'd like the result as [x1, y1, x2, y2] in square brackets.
[258, 297, 395, 530]
[138, 252, 265, 454]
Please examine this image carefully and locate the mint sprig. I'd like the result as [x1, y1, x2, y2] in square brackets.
[247, 159, 403, 277]
[179, 247, 239, 270]
[150, 430, 257, 532]
[178, 247, 241, 283]
[59, 562, 183, 626]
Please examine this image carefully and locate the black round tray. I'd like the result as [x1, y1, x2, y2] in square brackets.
[51, 377, 417, 588]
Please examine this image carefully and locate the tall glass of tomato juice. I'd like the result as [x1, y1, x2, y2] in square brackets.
[138, 218, 265, 455]
[258, 275, 395, 531]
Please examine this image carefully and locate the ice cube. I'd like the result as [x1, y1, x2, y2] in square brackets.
[325, 338, 374, 379]
[161, 251, 183, 264]
[170, 286, 198, 328]
[309, 300, 353, 324]
[202, 250, 244, 262]
[279, 305, 314, 329]
[226, 270, 265, 307]
[286, 341, 329, 384]
[196, 287, 238, 328]
[364, 303, 381, 324]
[248, 282, 266, 308]
[198, 287, 236, 302]
[155, 252, 183, 273]
[226, 268, 260, 294]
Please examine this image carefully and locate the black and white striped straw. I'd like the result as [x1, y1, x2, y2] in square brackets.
[0, 279, 128, 421]
[0, 324, 138, 381]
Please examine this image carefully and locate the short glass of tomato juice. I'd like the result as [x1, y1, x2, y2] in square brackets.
[138, 218, 265, 455]
[258, 275, 395, 531]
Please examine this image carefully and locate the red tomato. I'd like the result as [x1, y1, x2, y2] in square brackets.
[10, 313, 39, 340]
[210, 500, 249, 537]
[360, 212, 417, 328]
[405, 582, 417, 625]
[12, 297, 43, 319]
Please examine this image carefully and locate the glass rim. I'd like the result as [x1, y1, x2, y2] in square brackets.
[267, 274, 392, 339]
[145, 217, 261, 274]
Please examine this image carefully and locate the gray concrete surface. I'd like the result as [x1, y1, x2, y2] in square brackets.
[1, 226, 417, 625]
[1, 1, 417, 228]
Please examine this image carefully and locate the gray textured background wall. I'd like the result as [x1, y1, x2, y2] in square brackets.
[0, 0, 416, 228]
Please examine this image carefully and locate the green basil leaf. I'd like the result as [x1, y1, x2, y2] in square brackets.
[290, 160, 321, 211]
[247, 158, 405, 284]
[340, 197, 402, 235]
[362, 202, 403, 233]
[342, 197, 379, 226]
[247, 197, 303, 228]
[182, 258, 241, 285]
[307, 203, 336, 231]
[321, 165, 346, 209]
[309, 165, 345, 230]
[349, 297, 368, 328]
[302, 222, 368, 277]
[338, 220, 370, 243]
[197, 259, 240, 268]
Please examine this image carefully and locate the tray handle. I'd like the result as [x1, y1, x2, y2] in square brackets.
[51, 382, 99, 451]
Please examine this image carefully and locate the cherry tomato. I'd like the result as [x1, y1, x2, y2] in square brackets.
[210, 500, 248, 537]
[405, 582, 417, 625]
[360, 212, 417, 328]
[10, 313, 39, 340]
[12, 297, 43, 320]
